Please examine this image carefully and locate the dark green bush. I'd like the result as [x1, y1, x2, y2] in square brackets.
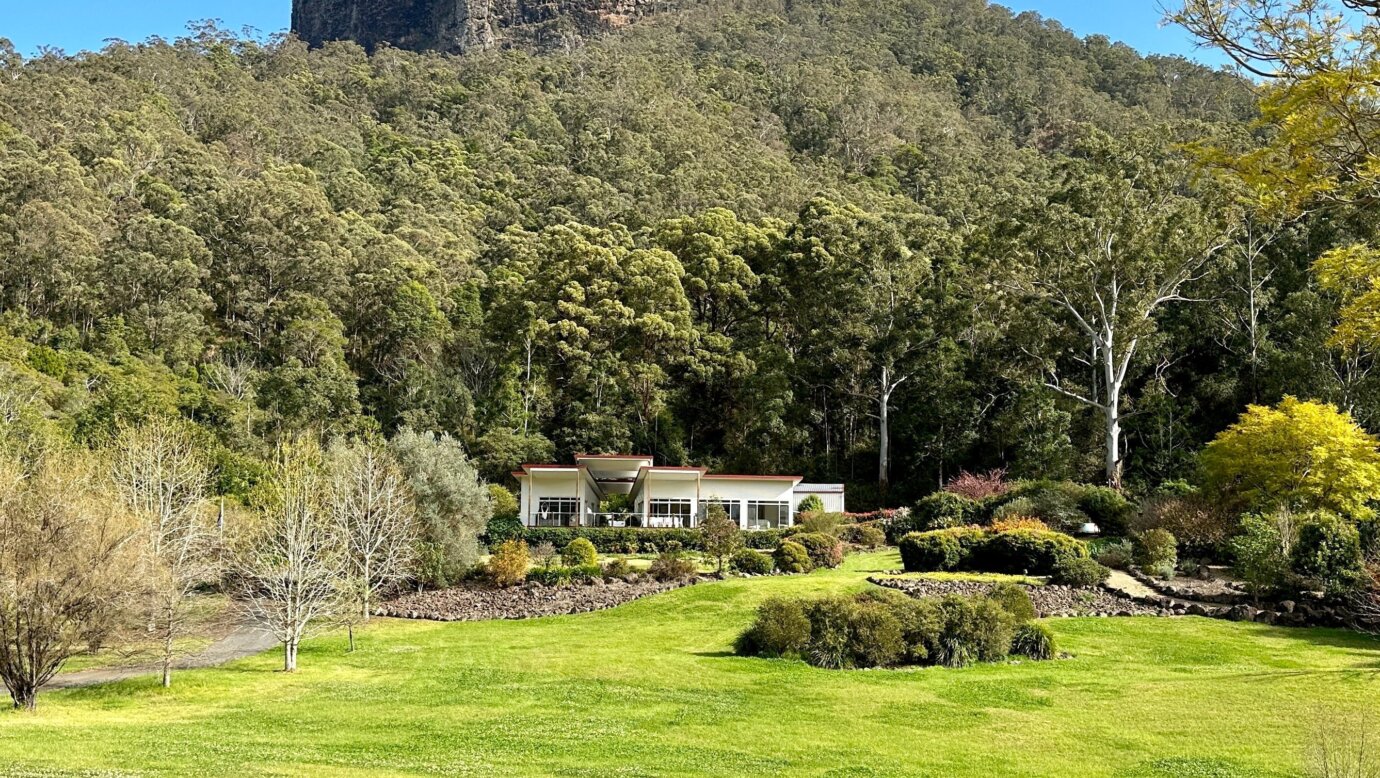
[730, 548, 775, 575]
[561, 537, 599, 567]
[992, 481, 1090, 533]
[737, 591, 1026, 670]
[933, 595, 1015, 668]
[1077, 486, 1132, 535]
[911, 492, 982, 531]
[978, 529, 1089, 576]
[735, 597, 811, 659]
[899, 527, 987, 572]
[839, 522, 886, 548]
[1133, 528, 1178, 579]
[483, 515, 524, 546]
[1292, 511, 1363, 595]
[794, 532, 845, 569]
[1050, 556, 1110, 587]
[774, 541, 814, 574]
[796, 494, 826, 516]
[986, 582, 1036, 623]
[1011, 623, 1057, 660]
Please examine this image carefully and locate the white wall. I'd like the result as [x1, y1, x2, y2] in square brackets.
[521, 470, 599, 526]
[794, 490, 846, 513]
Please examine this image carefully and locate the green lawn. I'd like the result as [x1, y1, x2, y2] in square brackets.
[2, 550, 1378, 777]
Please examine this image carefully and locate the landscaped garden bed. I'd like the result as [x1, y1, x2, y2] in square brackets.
[377, 576, 702, 622]
[870, 576, 1165, 618]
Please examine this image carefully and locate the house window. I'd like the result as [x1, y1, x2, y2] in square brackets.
[699, 499, 742, 524]
[745, 501, 790, 531]
[648, 499, 694, 529]
[535, 498, 580, 527]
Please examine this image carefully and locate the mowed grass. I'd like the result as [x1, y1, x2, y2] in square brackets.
[2, 551, 1378, 777]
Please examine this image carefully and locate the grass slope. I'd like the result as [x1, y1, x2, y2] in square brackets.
[1, 551, 1377, 777]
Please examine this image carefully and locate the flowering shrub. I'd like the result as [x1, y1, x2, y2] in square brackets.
[990, 516, 1050, 533]
[944, 468, 1011, 501]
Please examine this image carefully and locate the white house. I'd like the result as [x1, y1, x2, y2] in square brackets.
[512, 454, 846, 531]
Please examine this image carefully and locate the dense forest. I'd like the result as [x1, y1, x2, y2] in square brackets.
[0, 0, 1359, 507]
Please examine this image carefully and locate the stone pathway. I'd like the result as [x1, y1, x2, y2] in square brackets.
[1103, 570, 1160, 601]
[45, 620, 277, 690]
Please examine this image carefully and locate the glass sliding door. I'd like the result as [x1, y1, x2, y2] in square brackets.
[745, 501, 790, 531]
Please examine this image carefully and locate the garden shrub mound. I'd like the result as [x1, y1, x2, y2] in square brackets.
[898, 527, 1089, 576]
[735, 587, 1052, 670]
[792, 532, 845, 569]
[379, 576, 699, 622]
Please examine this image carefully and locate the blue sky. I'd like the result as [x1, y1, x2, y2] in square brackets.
[1, 0, 1226, 66]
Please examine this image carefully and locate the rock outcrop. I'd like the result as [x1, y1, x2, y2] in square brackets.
[291, 0, 666, 54]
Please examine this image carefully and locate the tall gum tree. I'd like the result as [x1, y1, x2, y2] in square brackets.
[1005, 131, 1231, 489]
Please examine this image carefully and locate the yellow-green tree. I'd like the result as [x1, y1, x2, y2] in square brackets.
[1201, 397, 1380, 517]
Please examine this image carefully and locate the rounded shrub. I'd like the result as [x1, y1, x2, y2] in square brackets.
[730, 548, 775, 575]
[993, 481, 1090, 533]
[1132, 495, 1233, 559]
[774, 541, 814, 574]
[602, 557, 633, 579]
[911, 492, 982, 531]
[899, 527, 987, 572]
[794, 532, 845, 569]
[561, 537, 599, 567]
[1077, 486, 1132, 535]
[1133, 528, 1178, 579]
[1011, 623, 1057, 661]
[1291, 511, 1364, 594]
[934, 595, 1015, 667]
[978, 529, 1088, 576]
[840, 522, 886, 548]
[735, 597, 811, 659]
[845, 599, 908, 669]
[986, 582, 1036, 623]
[486, 540, 530, 588]
[796, 494, 826, 516]
[1050, 556, 1110, 587]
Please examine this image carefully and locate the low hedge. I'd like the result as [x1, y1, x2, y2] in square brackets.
[899, 527, 1089, 576]
[731, 548, 775, 575]
[898, 527, 986, 572]
[736, 589, 1042, 670]
[519, 526, 787, 554]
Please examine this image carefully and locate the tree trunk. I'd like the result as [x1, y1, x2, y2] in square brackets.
[1105, 401, 1123, 491]
[878, 367, 892, 504]
[283, 640, 298, 672]
[9, 680, 37, 711]
[348, 623, 356, 654]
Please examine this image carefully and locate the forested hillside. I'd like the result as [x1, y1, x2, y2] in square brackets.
[0, 0, 1354, 506]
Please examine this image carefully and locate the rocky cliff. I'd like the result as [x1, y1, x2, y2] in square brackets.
[291, 0, 666, 54]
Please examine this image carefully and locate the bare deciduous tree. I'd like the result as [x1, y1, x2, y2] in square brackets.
[328, 440, 417, 652]
[0, 452, 141, 710]
[235, 440, 340, 672]
[110, 418, 218, 688]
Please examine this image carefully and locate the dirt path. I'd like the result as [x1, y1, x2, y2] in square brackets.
[45, 621, 278, 690]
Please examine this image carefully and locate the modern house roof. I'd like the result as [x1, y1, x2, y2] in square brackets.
[796, 483, 846, 493]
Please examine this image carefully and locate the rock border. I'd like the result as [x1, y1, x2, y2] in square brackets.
[377, 576, 703, 623]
